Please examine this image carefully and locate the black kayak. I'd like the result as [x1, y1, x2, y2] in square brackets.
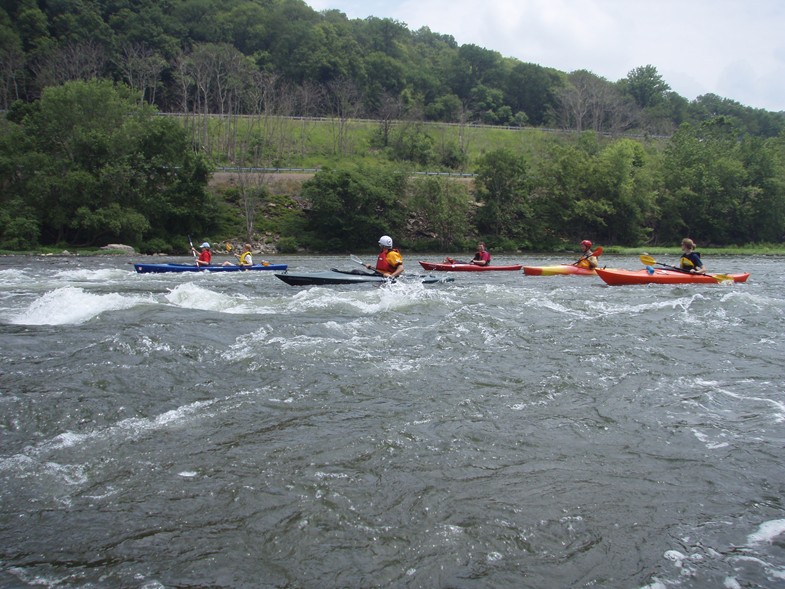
[275, 269, 453, 286]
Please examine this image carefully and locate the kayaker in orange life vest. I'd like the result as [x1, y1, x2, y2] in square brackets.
[575, 240, 600, 269]
[365, 235, 404, 278]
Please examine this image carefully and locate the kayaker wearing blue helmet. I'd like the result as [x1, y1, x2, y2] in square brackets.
[365, 235, 404, 278]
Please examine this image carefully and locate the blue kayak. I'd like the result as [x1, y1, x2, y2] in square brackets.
[133, 263, 288, 274]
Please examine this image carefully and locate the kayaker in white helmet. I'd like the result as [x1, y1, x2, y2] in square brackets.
[365, 235, 404, 278]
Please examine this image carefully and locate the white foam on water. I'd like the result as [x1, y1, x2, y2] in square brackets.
[53, 268, 129, 282]
[0, 267, 35, 288]
[747, 519, 785, 546]
[284, 281, 458, 315]
[710, 383, 785, 424]
[165, 282, 241, 311]
[8, 286, 150, 325]
[592, 294, 699, 318]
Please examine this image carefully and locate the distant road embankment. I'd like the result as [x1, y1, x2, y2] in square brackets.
[209, 167, 475, 188]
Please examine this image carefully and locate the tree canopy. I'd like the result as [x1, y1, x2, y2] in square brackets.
[1, 0, 782, 137]
[0, 79, 216, 251]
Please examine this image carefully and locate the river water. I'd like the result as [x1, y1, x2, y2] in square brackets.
[1, 253, 784, 589]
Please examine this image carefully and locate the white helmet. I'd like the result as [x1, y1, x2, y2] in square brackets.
[378, 235, 393, 248]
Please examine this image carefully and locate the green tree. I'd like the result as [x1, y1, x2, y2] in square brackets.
[621, 65, 670, 109]
[589, 138, 655, 244]
[407, 176, 471, 247]
[474, 148, 530, 242]
[301, 164, 409, 251]
[0, 79, 214, 249]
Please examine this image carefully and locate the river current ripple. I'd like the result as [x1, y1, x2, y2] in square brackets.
[1, 254, 784, 588]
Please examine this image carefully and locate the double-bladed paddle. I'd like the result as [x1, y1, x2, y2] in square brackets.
[350, 254, 385, 276]
[639, 254, 733, 282]
[573, 246, 603, 266]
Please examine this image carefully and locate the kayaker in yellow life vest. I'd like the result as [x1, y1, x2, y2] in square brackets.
[679, 238, 705, 274]
[365, 235, 404, 278]
[575, 240, 600, 269]
[223, 243, 254, 267]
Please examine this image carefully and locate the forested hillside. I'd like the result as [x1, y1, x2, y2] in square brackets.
[2, 0, 783, 135]
[1, 0, 785, 253]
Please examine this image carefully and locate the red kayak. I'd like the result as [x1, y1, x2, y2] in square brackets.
[419, 261, 523, 272]
[596, 268, 750, 286]
[523, 264, 596, 276]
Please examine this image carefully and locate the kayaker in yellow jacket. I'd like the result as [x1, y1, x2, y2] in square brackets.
[679, 238, 705, 274]
[223, 243, 257, 267]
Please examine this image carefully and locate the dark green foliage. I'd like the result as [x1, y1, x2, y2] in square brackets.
[1, 1, 784, 250]
[0, 0, 780, 138]
[301, 164, 408, 251]
[0, 79, 214, 249]
[474, 149, 531, 241]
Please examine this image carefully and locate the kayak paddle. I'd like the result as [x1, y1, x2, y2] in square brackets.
[573, 246, 603, 266]
[350, 254, 384, 276]
[638, 255, 733, 282]
[188, 235, 197, 259]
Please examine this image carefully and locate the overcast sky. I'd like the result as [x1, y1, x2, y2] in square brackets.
[304, 0, 784, 112]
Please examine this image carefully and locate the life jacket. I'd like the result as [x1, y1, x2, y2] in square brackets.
[680, 252, 701, 270]
[473, 251, 491, 264]
[239, 251, 252, 265]
[375, 248, 402, 273]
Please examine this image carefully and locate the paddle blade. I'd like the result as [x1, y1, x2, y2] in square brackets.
[639, 254, 656, 266]
[592, 246, 603, 257]
[349, 254, 365, 266]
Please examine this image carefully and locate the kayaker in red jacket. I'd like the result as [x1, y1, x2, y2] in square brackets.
[365, 235, 404, 278]
[471, 242, 491, 266]
[443, 242, 491, 265]
[193, 242, 212, 266]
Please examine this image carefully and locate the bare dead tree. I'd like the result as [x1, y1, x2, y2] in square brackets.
[374, 91, 406, 147]
[29, 41, 107, 92]
[117, 43, 166, 105]
[0, 43, 24, 109]
[326, 76, 364, 156]
[295, 80, 324, 157]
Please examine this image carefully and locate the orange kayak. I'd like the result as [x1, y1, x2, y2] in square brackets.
[596, 268, 750, 286]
